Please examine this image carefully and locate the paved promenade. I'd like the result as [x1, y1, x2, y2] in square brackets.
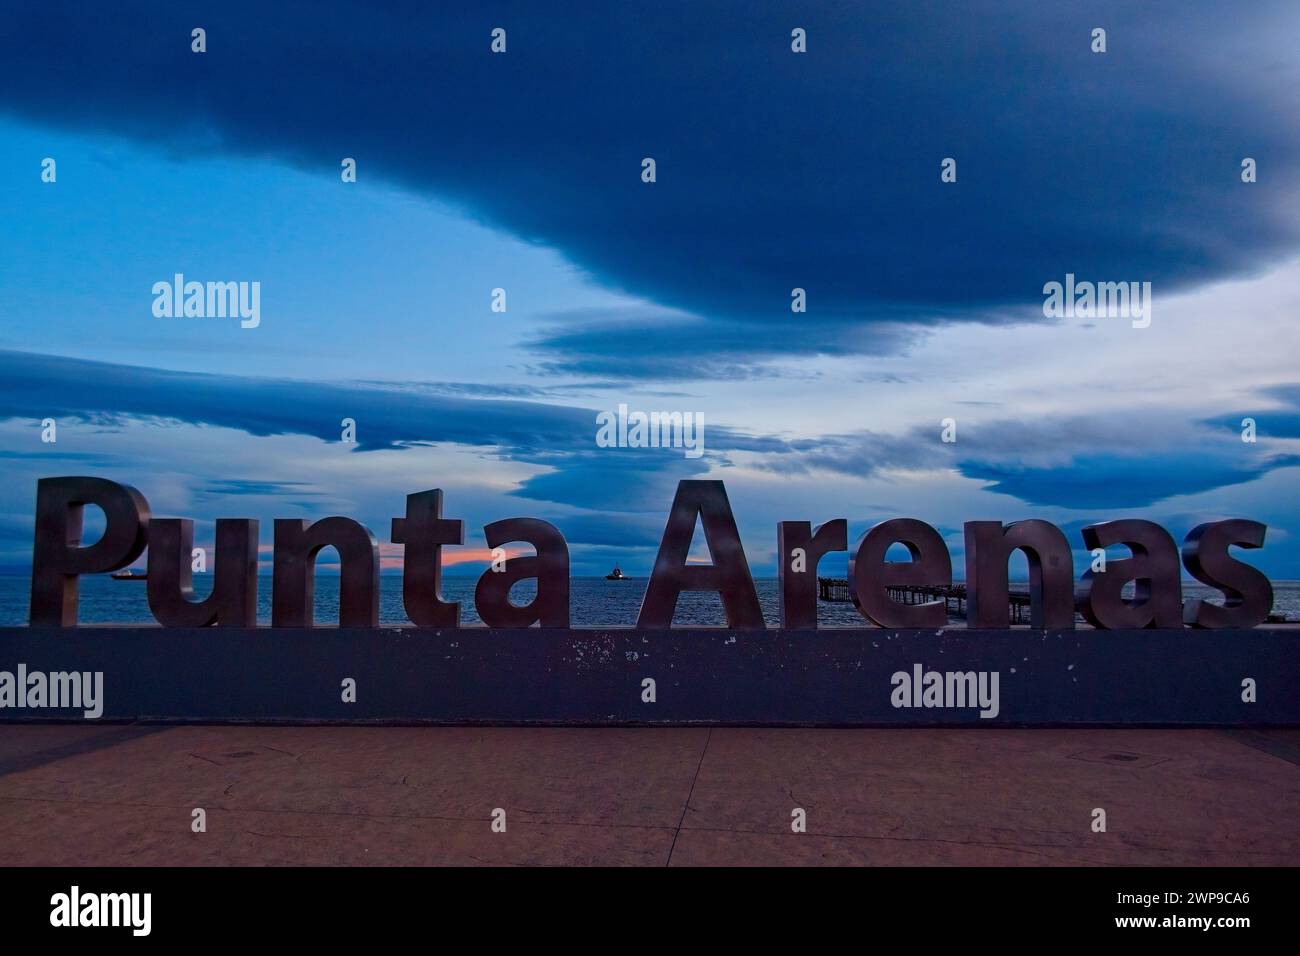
[0, 725, 1297, 866]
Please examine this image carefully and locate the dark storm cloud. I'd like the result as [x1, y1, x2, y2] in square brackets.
[0, 350, 781, 512]
[1205, 384, 1300, 439]
[759, 413, 1300, 509]
[195, 479, 321, 499]
[550, 512, 667, 549]
[0, 350, 597, 454]
[508, 449, 714, 513]
[2, 0, 1296, 380]
[0, 449, 120, 465]
[955, 453, 1300, 509]
[524, 309, 925, 380]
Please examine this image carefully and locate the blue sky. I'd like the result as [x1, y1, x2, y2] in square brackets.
[1, 1, 1299, 578]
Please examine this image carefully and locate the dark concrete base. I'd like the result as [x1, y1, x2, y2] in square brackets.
[1, 626, 1297, 725]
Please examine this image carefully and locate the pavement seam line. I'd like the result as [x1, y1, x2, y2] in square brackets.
[666, 728, 712, 866]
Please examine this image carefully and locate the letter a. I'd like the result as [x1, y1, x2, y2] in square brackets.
[637, 480, 763, 629]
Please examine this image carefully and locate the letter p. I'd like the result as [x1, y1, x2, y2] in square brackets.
[30, 477, 150, 626]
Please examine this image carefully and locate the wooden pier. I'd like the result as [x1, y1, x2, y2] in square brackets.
[817, 578, 1035, 623]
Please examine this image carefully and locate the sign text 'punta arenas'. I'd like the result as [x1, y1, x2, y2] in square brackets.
[28, 476, 1275, 630]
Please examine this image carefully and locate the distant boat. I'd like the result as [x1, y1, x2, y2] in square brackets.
[605, 565, 628, 580]
[110, 569, 147, 581]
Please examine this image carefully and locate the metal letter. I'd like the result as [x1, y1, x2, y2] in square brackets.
[965, 520, 1074, 629]
[30, 476, 150, 626]
[1182, 520, 1272, 628]
[147, 518, 258, 627]
[392, 489, 463, 627]
[1079, 520, 1181, 629]
[272, 517, 379, 627]
[474, 518, 570, 627]
[777, 519, 847, 628]
[636, 480, 764, 629]
[850, 519, 951, 628]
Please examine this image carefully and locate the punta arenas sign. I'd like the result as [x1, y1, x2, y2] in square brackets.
[15, 476, 1295, 729]
[28, 476, 1274, 630]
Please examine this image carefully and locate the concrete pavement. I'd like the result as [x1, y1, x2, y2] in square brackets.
[0, 725, 1297, 865]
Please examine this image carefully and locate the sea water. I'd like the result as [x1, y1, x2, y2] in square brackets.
[0, 573, 1296, 627]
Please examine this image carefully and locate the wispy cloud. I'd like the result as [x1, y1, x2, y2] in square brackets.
[4, 351, 1298, 517]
